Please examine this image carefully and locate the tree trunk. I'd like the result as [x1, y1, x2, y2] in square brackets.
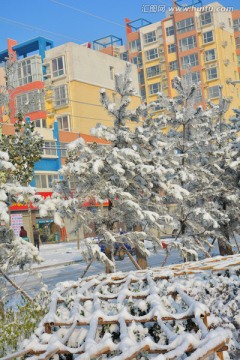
[218, 238, 234, 256]
[134, 224, 148, 269]
[135, 245, 148, 269]
[105, 246, 114, 273]
[218, 203, 234, 256]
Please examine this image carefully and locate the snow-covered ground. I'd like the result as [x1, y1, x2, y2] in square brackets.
[8, 237, 229, 298]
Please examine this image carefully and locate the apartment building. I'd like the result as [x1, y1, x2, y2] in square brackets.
[232, 9, 240, 80]
[93, 2, 240, 120]
[43, 42, 141, 134]
[0, 37, 53, 126]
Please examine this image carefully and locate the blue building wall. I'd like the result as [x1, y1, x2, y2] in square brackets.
[30, 120, 62, 188]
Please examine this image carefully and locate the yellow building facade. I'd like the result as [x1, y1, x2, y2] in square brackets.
[123, 1, 240, 120]
[43, 42, 141, 135]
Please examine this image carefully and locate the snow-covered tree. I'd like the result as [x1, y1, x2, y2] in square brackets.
[0, 114, 43, 185]
[156, 74, 239, 258]
[205, 96, 240, 255]
[39, 64, 178, 272]
[0, 59, 43, 312]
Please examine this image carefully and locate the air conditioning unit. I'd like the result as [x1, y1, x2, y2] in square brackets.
[222, 41, 228, 47]
[159, 49, 164, 53]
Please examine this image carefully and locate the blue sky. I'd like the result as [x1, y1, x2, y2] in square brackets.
[0, 0, 239, 50]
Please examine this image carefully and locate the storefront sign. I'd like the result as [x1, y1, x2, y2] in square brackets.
[10, 213, 23, 237]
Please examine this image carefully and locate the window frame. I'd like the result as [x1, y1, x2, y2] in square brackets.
[52, 56, 65, 78]
[56, 114, 70, 131]
[166, 26, 175, 37]
[54, 84, 68, 107]
[146, 65, 160, 78]
[129, 39, 141, 53]
[205, 49, 216, 62]
[181, 53, 199, 69]
[15, 89, 44, 114]
[208, 85, 220, 99]
[203, 31, 214, 44]
[233, 18, 240, 31]
[200, 12, 212, 26]
[145, 48, 159, 61]
[149, 82, 161, 95]
[144, 31, 157, 44]
[179, 35, 197, 52]
[35, 118, 47, 128]
[42, 141, 57, 156]
[169, 60, 178, 71]
[35, 172, 59, 189]
[176, 17, 195, 34]
[168, 43, 176, 53]
[207, 67, 218, 81]
[131, 56, 143, 68]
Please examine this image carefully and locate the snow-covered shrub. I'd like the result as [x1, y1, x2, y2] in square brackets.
[0, 286, 50, 357]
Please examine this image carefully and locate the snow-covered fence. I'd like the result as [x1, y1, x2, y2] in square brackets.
[6, 255, 240, 360]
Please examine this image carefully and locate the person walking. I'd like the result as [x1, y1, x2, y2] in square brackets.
[19, 226, 27, 238]
[33, 225, 40, 250]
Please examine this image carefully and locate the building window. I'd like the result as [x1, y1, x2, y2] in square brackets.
[205, 49, 216, 62]
[144, 31, 156, 44]
[149, 82, 161, 95]
[110, 66, 114, 80]
[145, 48, 159, 61]
[52, 56, 65, 78]
[14, 56, 42, 87]
[168, 44, 176, 53]
[120, 52, 128, 61]
[129, 39, 141, 53]
[169, 60, 178, 71]
[233, 18, 240, 31]
[207, 67, 218, 80]
[203, 31, 214, 44]
[57, 115, 70, 131]
[138, 71, 145, 84]
[176, 17, 195, 34]
[208, 85, 220, 99]
[35, 118, 46, 128]
[15, 90, 44, 114]
[150, 102, 162, 112]
[60, 142, 68, 157]
[183, 71, 200, 84]
[43, 141, 57, 156]
[166, 26, 174, 36]
[35, 173, 59, 189]
[200, 12, 212, 26]
[195, 89, 202, 102]
[140, 87, 146, 99]
[131, 56, 142, 68]
[181, 53, 199, 69]
[146, 65, 160, 78]
[179, 35, 196, 52]
[236, 36, 240, 49]
[54, 85, 68, 107]
[237, 55, 240, 66]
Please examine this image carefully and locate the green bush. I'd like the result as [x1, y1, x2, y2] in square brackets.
[0, 289, 50, 357]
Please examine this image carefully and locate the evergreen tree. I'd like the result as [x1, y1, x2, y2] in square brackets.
[156, 75, 238, 258]
[39, 64, 179, 272]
